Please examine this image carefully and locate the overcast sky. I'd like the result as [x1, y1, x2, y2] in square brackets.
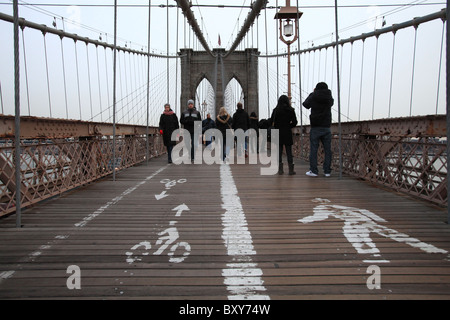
[0, 1, 447, 121]
[0, 1, 446, 54]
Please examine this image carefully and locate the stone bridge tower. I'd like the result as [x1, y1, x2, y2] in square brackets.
[179, 48, 259, 117]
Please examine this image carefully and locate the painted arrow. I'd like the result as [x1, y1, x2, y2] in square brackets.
[172, 203, 190, 217]
[155, 191, 168, 200]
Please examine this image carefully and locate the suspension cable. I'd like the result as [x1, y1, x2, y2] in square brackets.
[347, 43, 354, 119]
[388, 32, 397, 118]
[86, 44, 93, 120]
[146, 0, 151, 164]
[42, 32, 52, 117]
[60, 36, 69, 119]
[409, 24, 419, 116]
[435, 19, 445, 114]
[20, 27, 30, 116]
[95, 45, 103, 122]
[371, 35, 380, 120]
[358, 39, 365, 121]
[74, 40, 82, 119]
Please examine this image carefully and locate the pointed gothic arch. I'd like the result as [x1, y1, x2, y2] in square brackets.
[179, 48, 259, 117]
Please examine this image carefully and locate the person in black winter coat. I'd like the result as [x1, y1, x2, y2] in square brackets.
[270, 95, 298, 175]
[202, 113, 216, 147]
[249, 112, 259, 154]
[180, 99, 202, 161]
[159, 103, 179, 163]
[302, 82, 334, 177]
[232, 102, 250, 156]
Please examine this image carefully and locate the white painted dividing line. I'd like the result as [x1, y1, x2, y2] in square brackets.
[220, 163, 270, 300]
[75, 165, 168, 228]
[0, 271, 15, 285]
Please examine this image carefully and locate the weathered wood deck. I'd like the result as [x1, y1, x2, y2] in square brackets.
[1, 154, 449, 300]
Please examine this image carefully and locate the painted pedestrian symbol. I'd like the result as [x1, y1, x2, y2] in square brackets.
[298, 198, 449, 263]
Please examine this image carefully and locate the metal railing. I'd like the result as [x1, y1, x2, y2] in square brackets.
[293, 115, 447, 207]
[0, 116, 164, 217]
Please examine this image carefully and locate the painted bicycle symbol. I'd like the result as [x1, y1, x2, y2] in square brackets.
[160, 178, 187, 190]
[126, 226, 191, 264]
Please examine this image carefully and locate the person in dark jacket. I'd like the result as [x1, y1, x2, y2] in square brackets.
[249, 112, 259, 154]
[202, 113, 216, 147]
[215, 107, 232, 161]
[270, 95, 298, 175]
[159, 103, 179, 163]
[232, 102, 250, 157]
[302, 82, 334, 177]
[180, 99, 202, 162]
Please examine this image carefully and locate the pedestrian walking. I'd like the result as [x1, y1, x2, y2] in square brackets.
[202, 113, 216, 147]
[232, 102, 250, 157]
[215, 107, 232, 161]
[159, 103, 179, 164]
[180, 99, 202, 162]
[270, 95, 298, 175]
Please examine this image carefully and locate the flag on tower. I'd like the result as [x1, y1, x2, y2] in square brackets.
[218, 34, 221, 47]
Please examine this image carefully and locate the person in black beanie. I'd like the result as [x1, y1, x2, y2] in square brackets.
[302, 82, 334, 177]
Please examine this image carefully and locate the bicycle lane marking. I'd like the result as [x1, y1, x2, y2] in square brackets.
[125, 177, 191, 265]
[220, 163, 270, 300]
[0, 164, 168, 288]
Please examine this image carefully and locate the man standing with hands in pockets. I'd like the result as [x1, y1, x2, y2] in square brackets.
[303, 82, 334, 177]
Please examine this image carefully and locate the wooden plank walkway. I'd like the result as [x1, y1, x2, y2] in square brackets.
[0, 154, 450, 300]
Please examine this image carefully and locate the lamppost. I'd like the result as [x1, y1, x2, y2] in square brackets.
[274, 0, 302, 101]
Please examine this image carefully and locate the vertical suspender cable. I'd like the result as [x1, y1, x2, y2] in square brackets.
[347, 43, 353, 119]
[276, 0, 279, 99]
[175, 6, 179, 114]
[330, 45, 335, 92]
[105, 48, 111, 119]
[13, 0, 21, 228]
[21, 27, 30, 116]
[86, 44, 93, 120]
[60, 37, 69, 118]
[42, 33, 52, 117]
[446, 0, 449, 224]
[388, 33, 396, 118]
[436, 20, 445, 115]
[264, 6, 270, 116]
[96, 46, 103, 122]
[74, 41, 82, 119]
[409, 25, 418, 116]
[334, 0, 342, 179]
[358, 40, 365, 121]
[167, 0, 170, 104]
[146, 0, 152, 165]
[113, 0, 117, 181]
[296, 0, 303, 155]
[371, 36, 380, 120]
